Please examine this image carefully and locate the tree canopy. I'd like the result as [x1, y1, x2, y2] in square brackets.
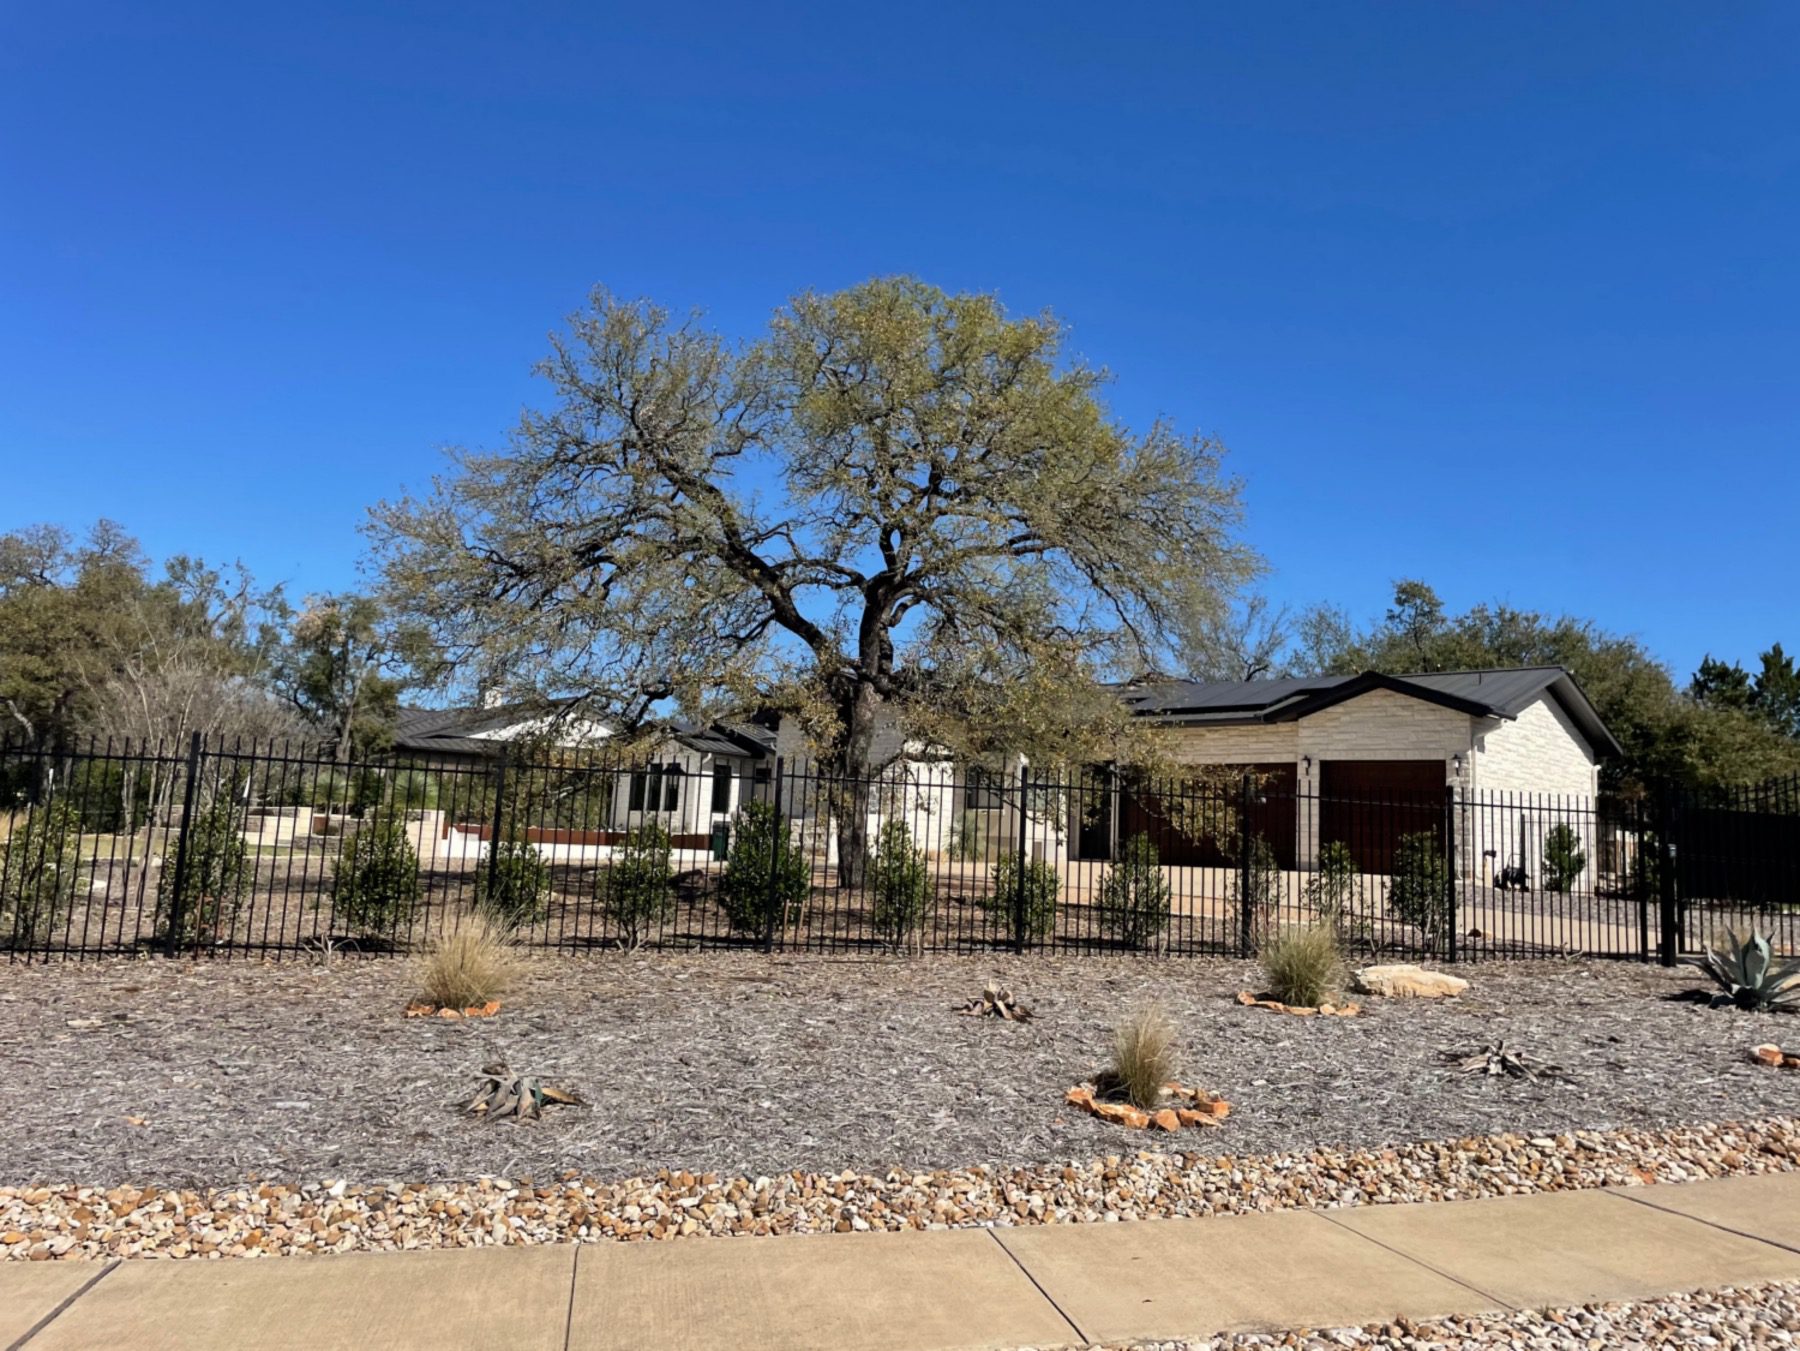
[0, 521, 298, 748]
[1691, 644, 1800, 742]
[371, 277, 1258, 877]
[267, 592, 410, 761]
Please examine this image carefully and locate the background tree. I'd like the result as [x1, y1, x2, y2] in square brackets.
[1691, 644, 1800, 742]
[1182, 594, 1292, 681]
[271, 592, 408, 761]
[0, 521, 145, 742]
[372, 278, 1256, 881]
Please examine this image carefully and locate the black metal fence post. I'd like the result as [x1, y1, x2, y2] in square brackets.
[764, 757, 784, 954]
[1444, 784, 1459, 963]
[1014, 763, 1030, 954]
[483, 746, 509, 913]
[1237, 773, 1254, 958]
[164, 731, 204, 957]
[1657, 784, 1679, 966]
[1635, 794, 1650, 962]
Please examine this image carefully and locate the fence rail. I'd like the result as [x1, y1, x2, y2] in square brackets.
[2, 736, 1795, 963]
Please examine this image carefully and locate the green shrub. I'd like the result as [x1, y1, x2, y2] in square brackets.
[1631, 831, 1663, 900]
[1541, 823, 1588, 894]
[1260, 925, 1341, 1007]
[1304, 840, 1357, 921]
[948, 809, 991, 861]
[1096, 832, 1171, 951]
[604, 823, 673, 949]
[388, 769, 440, 811]
[1388, 831, 1450, 947]
[1304, 840, 1372, 949]
[719, 800, 809, 936]
[330, 814, 421, 936]
[984, 853, 1059, 943]
[1, 798, 82, 948]
[870, 819, 931, 952]
[68, 759, 150, 834]
[157, 784, 249, 946]
[1234, 834, 1281, 950]
[475, 835, 553, 928]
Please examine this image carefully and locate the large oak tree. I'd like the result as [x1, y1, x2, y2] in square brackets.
[371, 278, 1256, 879]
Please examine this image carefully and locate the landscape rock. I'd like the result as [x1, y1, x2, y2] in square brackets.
[1, 1116, 1795, 1263]
[1351, 964, 1469, 999]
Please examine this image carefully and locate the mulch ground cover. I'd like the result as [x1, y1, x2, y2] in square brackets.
[2, 952, 1793, 1188]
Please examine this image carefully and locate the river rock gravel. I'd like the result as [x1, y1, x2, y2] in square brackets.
[1097, 1278, 1800, 1349]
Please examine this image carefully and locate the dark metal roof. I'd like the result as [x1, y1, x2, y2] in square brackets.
[1122, 666, 1620, 757]
[668, 719, 776, 759]
[1119, 674, 1344, 717]
[391, 699, 590, 757]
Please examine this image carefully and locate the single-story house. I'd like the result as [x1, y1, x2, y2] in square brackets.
[598, 718, 777, 848]
[391, 667, 1618, 880]
[762, 664, 1620, 879]
[392, 704, 776, 857]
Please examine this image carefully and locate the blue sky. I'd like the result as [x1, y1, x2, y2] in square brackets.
[2, 2, 1795, 679]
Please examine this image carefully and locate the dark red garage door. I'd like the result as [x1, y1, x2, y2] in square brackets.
[1319, 760, 1444, 874]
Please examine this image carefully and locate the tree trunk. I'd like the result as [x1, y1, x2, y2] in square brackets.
[832, 685, 879, 888]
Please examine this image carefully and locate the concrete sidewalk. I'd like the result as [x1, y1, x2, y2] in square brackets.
[7, 1174, 1800, 1351]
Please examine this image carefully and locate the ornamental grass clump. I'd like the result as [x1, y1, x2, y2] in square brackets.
[1260, 924, 1342, 1008]
[413, 912, 519, 1011]
[1104, 1005, 1179, 1110]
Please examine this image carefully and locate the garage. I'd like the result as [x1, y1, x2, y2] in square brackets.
[1115, 762, 1299, 867]
[1318, 759, 1445, 874]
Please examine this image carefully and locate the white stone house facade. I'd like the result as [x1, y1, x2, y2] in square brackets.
[763, 666, 1617, 884]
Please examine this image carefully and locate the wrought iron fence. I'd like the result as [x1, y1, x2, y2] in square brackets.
[1, 735, 1795, 963]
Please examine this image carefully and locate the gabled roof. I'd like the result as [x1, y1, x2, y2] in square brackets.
[1122, 666, 1620, 757]
[666, 719, 775, 759]
[391, 698, 593, 757]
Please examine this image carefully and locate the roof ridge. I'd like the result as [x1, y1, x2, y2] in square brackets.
[1394, 664, 1567, 678]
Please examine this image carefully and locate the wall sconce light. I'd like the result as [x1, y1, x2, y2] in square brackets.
[1301, 755, 1312, 776]
[1452, 752, 1464, 779]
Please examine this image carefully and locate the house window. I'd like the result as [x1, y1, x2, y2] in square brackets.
[711, 763, 732, 814]
[628, 764, 680, 813]
[964, 765, 1005, 809]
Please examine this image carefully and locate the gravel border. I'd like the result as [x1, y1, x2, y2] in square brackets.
[1099, 1279, 1800, 1349]
[3, 952, 1796, 1187]
[3, 1117, 1796, 1261]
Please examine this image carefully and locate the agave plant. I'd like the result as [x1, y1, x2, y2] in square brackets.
[1687, 929, 1800, 1011]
